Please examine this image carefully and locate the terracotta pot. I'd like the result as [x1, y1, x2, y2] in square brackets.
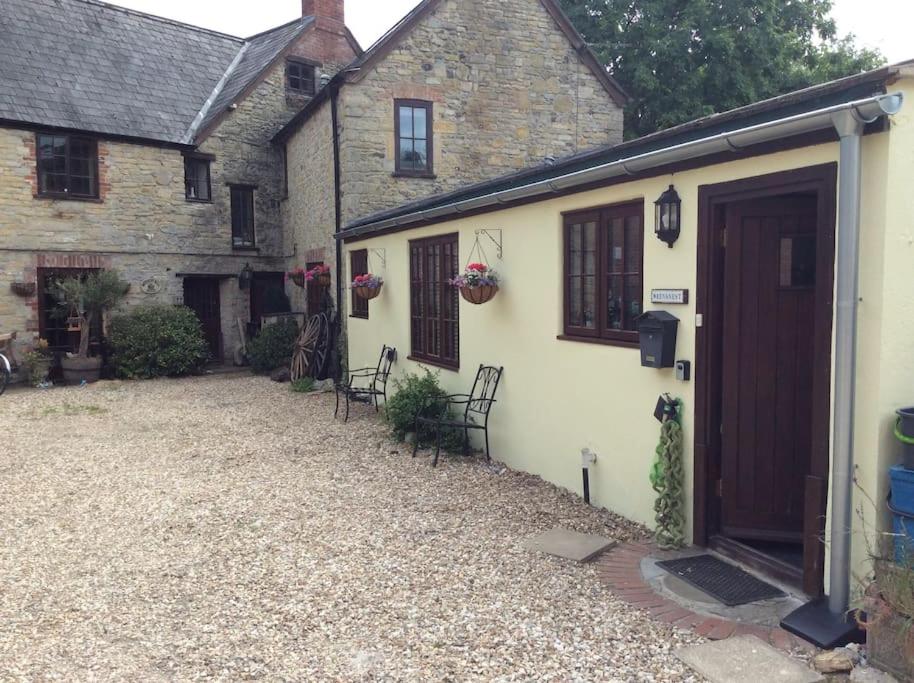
[60, 356, 103, 384]
[355, 285, 382, 300]
[459, 284, 499, 305]
[864, 589, 914, 681]
[290, 273, 306, 288]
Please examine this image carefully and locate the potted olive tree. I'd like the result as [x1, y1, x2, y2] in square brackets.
[50, 270, 129, 383]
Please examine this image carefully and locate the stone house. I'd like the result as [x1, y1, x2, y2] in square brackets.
[273, 0, 627, 318]
[0, 0, 625, 366]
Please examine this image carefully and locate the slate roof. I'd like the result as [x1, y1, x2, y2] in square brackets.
[0, 0, 312, 145]
[341, 62, 906, 238]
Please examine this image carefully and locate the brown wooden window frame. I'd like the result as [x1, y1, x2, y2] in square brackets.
[350, 249, 369, 319]
[229, 184, 256, 250]
[35, 132, 99, 200]
[394, 99, 434, 178]
[561, 200, 645, 348]
[409, 233, 459, 369]
[183, 153, 213, 202]
[285, 59, 317, 96]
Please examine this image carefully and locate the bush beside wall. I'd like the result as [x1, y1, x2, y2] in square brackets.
[248, 318, 300, 374]
[110, 305, 208, 378]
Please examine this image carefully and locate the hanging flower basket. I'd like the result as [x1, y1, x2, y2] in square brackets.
[459, 284, 499, 305]
[10, 281, 36, 297]
[451, 263, 500, 305]
[66, 315, 82, 332]
[352, 274, 384, 300]
[287, 269, 307, 288]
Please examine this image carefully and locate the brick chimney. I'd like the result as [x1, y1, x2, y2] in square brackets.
[302, 0, 344, 30]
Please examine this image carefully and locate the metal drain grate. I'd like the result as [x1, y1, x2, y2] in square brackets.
[656, 554, 786, 606]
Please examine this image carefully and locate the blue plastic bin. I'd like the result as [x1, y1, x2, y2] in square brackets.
[889, 465, 914, 515]
[893, 514, 914, 565]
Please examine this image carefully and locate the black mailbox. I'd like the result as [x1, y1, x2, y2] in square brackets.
[636, 311, 679, 369]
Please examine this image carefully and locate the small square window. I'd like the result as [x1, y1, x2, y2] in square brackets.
[36, 133, 98, 199]
[286, 60, 316, 96]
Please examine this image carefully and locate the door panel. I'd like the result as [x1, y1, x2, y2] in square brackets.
[183, 278, 222, 361]
[721, 196, 817, 542]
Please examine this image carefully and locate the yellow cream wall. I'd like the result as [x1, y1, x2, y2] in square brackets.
[845, 74, 914, 589]
[344, 137, 902, 550]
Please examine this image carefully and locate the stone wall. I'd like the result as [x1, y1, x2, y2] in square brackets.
[336, 0, 625, 223]
[281, 101, 338, 316]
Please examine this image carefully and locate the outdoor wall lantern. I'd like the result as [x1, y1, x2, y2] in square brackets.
[238, 263, 254, 290]
[654, 184, 682, 248]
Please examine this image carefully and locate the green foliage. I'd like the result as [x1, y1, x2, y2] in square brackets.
[291, 377, 315, 393]
[385, 369, 465, 451]
[49, 269, 130, 357]
[559, 0, 885, 139]
[247, 318, 299, 374]
[109, 305, 208, 378]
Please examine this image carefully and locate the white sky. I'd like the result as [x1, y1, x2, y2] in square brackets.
[107, 0, 912, 64]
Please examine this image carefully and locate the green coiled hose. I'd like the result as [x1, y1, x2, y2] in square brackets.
[650, 398, 685, 550]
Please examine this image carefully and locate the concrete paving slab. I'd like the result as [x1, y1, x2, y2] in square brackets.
[677, 635, 823, 683]
[521, 528, 616, 562]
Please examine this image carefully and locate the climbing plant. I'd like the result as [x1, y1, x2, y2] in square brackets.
[650, 397, 685, 550]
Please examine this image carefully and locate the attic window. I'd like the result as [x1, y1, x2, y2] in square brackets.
[286, 59, 316, 96]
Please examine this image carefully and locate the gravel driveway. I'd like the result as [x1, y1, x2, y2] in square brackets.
[0, 375, 702, 681]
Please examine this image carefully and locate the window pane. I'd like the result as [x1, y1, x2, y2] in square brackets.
[41, 172, 67, 194]
[607, 275, 623, 330]
[583, 221, 596, 275]
[582, 276, 596, 328]
[69, 175, 92, 196]
[624, 215, 641, 273]
[399, 138, 415, 170]
[623, 276, 642, 330]
[413, 140, 427, 169]
[569, 277, 582, 326]
[609, 217, 624, 273]
[569, 224, 582, 276]
[399, 106, 413, 138]
[414, 107, 426, 139]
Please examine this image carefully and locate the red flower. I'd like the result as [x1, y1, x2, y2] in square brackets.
[467, 263, 487, 272]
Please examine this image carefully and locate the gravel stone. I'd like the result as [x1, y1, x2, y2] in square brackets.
[0, 375, 705, 681]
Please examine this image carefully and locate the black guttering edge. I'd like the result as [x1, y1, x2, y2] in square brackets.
[0, 118, 196, 150]
[272, 70, 346, 144]
[337, 64, 899, 240]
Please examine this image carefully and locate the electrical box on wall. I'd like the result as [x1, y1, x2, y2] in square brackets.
[676, 360, 691, 382]
[636, 311, 679, 369]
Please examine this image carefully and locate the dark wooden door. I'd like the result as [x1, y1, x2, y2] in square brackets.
[250, 272, 287, 325]
[183, 278, 222, 361]
[720, 196, 818, 542]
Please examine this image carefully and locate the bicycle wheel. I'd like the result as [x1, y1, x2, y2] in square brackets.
[0, 355, 9, 396]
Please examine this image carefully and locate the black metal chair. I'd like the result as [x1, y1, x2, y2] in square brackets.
[412, 364, 503, 467]
[335, 346, 396, 422]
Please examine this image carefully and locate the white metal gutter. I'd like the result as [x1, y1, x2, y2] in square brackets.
[182, 43, 249, 145]
[344, 92, 903, 236]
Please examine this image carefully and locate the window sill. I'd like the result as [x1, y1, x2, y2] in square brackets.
[34, 194, 102, 203]
[185, 198, 213, 204]
[232, 245, 259, 252]
[349, 314, 369, 320]
[407, 355, 459, 372]
[556, 334, 639, 349]
[392, 171, 437, 180]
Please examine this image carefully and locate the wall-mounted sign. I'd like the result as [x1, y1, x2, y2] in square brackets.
[651, 288, 689, 305]
[140, 277, 162, 295]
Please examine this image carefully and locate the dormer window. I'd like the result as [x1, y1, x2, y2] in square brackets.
[286, 59, 316, 96]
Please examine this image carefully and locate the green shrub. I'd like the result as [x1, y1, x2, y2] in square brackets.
[385, 368, 465, 451]
[248, 318, 299, 374]
[290, 377, 315, 393]
[110, 305, 208, 378]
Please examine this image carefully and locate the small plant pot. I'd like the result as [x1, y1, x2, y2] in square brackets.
[10, 281, 36, 297]
[317, 273, 331, 287]
[28, 358, 52, 386]
[459, 284, 499, 305]
[60, 356, 102, 384]
[290, 273, 306, 288]
[355, 285, 382, 300]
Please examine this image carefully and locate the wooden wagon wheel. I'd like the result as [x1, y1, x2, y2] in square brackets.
[310, 312, 332, 378]
[290, 316, 320, 381]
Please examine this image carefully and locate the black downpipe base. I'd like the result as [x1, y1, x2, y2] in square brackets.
[582, 468, 590, 505]
[780, 597, 864, 649]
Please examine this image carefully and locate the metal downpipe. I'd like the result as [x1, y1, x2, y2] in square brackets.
[827, 110, 864, 616]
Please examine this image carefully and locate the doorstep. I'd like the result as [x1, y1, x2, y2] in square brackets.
[595, 541, 817, 654]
